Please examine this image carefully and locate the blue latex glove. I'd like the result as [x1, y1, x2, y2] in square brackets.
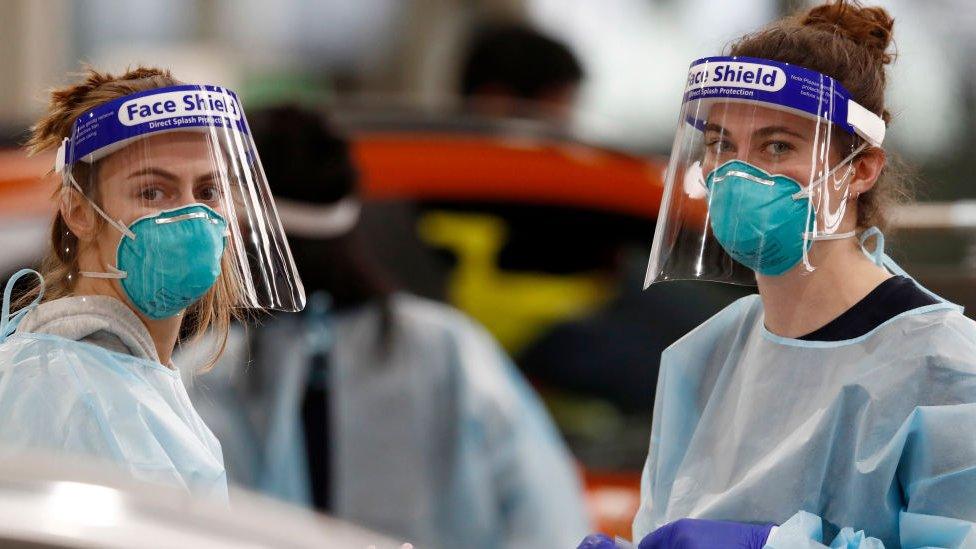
[578, 533, 618, 548]
[638, 519, 774, 549]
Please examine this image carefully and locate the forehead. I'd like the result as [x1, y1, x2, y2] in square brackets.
[99, 131, 216, 174]
[704, 102, 819, 134]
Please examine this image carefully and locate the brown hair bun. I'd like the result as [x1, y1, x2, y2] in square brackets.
[799, 0, 895, 65]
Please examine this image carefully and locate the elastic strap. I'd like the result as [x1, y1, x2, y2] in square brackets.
[64, 171, 135, 240]
[1, 269, 44, 341]
[796, 142, 870, 271]
[79, 265, 127, 280]
[791, 142, 869, 201]
[807, 230, 857, 242]
[64, 171, 133, 280]
[859, 226, 885, 266]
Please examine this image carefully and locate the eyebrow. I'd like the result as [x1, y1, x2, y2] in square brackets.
[704, 123, 726, 135]
[753, 125, 807, 141]
[127, 167, 219, 184]
[128, 167, 177, 181]
[702, 123, 807, 141]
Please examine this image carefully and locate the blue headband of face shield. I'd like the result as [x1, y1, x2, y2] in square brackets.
[54, 84, 248, 171]
[683, 56, 886, 148]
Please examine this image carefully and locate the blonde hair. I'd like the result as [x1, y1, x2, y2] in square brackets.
[23, 65, 240, 370]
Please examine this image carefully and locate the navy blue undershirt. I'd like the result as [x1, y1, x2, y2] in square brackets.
[799, 276, 939, 342]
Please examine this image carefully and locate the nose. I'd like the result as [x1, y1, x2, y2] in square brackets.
[175, 183, 203, 208]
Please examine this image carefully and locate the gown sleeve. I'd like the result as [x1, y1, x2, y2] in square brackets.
[453, 317, 592, 548]
[767, 387, 976, 548]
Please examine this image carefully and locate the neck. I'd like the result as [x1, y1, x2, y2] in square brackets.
[757, 237, 892, 338]
[72, 276, 181, 366]
[141, 315, 181, 366]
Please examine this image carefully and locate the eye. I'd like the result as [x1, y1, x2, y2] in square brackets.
[763, 141, 795, 156]
[140, 185, 164, 202]
[195, 184, 221, 202]
[706, 138, 734, 154]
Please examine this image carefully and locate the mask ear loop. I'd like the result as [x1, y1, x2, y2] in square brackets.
[63, 171, 133, 280]
[791, 142, 869, 202]
[0, 269, 44, 341]
[64, 171, 134, 240]
[797, 141, 871, 271]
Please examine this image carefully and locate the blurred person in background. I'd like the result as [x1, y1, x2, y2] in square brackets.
[458, 19, 748, 459]
[460, 21, 584, 123]
[0, 66, 306, 500]
[580, 1, 976, 547]
[177, 105, 591, 548]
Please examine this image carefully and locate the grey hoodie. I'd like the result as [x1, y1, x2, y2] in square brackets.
[16, 295, 160, 363]
[2, 293, 227, 500]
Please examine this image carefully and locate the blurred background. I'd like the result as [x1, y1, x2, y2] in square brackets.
[1, 0, 975, 544]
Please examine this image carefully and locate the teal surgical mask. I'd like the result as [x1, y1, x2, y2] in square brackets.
[705, 145, 866, 276]
[80, 203, 228, 319]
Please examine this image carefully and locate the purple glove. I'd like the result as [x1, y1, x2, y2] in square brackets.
[638, 518, 774, 549]
[577, 533, 619, 548]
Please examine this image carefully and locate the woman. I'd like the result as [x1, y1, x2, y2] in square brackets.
[176, 105, 591, 548]
[583, 1, 976, 548]
[0, 67, 304, 499]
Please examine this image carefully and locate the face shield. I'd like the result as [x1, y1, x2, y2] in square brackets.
[54, 84, 305, 319]
[644, 56, 886, 286]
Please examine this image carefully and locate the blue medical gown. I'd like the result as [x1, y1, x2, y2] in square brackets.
[180, 293, 590, 548]
[0, 332, 227, 499]
[632, 294, 976, 548]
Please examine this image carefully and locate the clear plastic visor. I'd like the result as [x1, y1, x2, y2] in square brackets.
[61, 124, 305, 314]
[644, 97, 864, 286]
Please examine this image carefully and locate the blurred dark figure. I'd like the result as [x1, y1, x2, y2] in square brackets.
[460, 22, 584, 121]
[176, 106, 591, 548]
[520, 272, 750, 414]
[511, 256, 749, 473]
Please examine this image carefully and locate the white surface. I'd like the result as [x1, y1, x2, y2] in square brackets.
[891, 201, 976, 229]
[0, 217, 47, 275]
[0, 453, 405, 548]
